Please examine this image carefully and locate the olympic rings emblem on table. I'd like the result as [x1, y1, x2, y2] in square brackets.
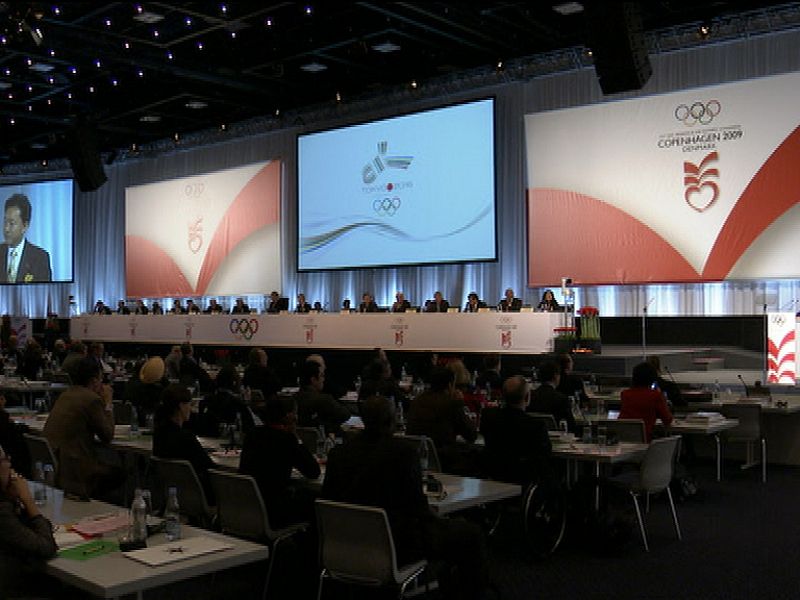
[674, 100, 721, 126]
[373, 196, 401, 216]
[229, 318, 259, 340]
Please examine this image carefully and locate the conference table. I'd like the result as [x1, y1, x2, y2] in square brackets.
[40, 489, 268, 599]
[71, 311, 563, 353]
[669, 416, 739, 481]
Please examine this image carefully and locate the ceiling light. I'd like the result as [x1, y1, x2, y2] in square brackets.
[185, 100, 208, 109]
[31, 142, 48, 149]
[265, 17, 273, 27]
[410, 79, 418, 89]
[29, 62, 54, 72]
[372, 40, 401, 54]
[552, 2, 584, 16]
[304, 6, 313, 15]
[335, 91, 342, 102]
[185, 16, 192, 27]
[140, 115, 161, 122]
[134, 10, 164, 24]
[301, 61, 327, 73]
[53, 7, 61, 16]
[196, 41, 204, 50]
[699, 24, 711, 39]
[105, 18, 112, 27]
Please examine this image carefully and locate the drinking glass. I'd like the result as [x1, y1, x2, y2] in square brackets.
[597, 426, 608, 448]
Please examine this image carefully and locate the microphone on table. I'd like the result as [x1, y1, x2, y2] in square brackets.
[664, 365, 677, 383]
[738, 374, 748, 396]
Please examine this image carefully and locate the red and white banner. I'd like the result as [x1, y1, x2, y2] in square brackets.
[767, 312, 796, 384]
[526, 71, 800, 285]
[125, 161, 281, 297]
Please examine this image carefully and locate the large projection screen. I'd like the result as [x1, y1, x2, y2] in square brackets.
[526, 71, 800, 286]
[298, 98, 497, 271]
[0, 179, 73, 284]
[125, 161, 281, 297]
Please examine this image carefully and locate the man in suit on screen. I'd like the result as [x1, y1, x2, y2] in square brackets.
[1, 194, 52, 283]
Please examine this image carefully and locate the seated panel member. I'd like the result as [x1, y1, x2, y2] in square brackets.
[186, 299, 200, 314]
[295, 293, 312, 313]
[537, 289, 560, 312]
[425, 291, 450, 313]
[266, 291, 289, 314]
[171, 298, 187, 314]
[116, 300, 130, 315]
[359, 292, 379, 313]
[391, 291, 412, 313]
[463, 292, 487, 313]
[1, 193, 52, 283]
[134, 299, 149, 315]
[151, 301, 164, 315]
[498, 288, 522, 312]
[230, 297, 250, 314]
[204, 298, 224, 314]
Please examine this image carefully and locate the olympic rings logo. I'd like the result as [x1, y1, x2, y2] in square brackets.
[229, 318, 259, 340]
[674, 100, 721, 126]
[373, 197, 401, 216]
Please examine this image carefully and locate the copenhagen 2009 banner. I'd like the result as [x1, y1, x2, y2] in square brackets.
[526, 71, 800, 286]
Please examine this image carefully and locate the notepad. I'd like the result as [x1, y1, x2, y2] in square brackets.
[123, 536, 233, 566]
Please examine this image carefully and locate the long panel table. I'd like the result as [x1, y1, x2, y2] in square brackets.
[71, 312, 562, 353]
[41, 490, 268, 599]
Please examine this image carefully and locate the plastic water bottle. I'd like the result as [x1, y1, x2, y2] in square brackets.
[129, 405, 139, 437]
[131, 488, 148, 543]
[713, 379, 722, 403]
[394, 397, 404, 429]
[401, 364, 408, 380]
[164, 487, 181, 541]
[33, 462, 46, 505]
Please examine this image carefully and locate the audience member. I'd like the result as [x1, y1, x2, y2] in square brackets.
[391, 291, 412, 313]
[528, 360, 576, 433]
[152, 384, 215, 500]
[447, 359, 484, 415]
[52, 338, 68, 367]
[60, 341, 87, 383]
[537, 289, 560, 312]
[464, 292, 487, 313]
[199, 365, 258, 435]
[43, 358, 124, 498]
[425, 290, 450, 313]
[475, 353, 503, 396]
[178, 342, 212, 392]
[498, 288, 523, 312]
[124, 357, 167, 426]
[359, 358, 406, 410]
[295, 360, 350, 435]
[19, 338, 44, 380]
[406, 366, 477, 472]
[556, 353, 589, 408]
[164, 345, 182, 380]
[620, 362, 674, 442]
[646, 355, 685, 408]
[323, 395, 489, 600]
[242, 348, 282, 403]
[480, 376, 552, 486]
[358, 292, 379, 313]
[0, 444, 58, 599]
[239, 394, 320, 528]
[0, 394, 30, 478]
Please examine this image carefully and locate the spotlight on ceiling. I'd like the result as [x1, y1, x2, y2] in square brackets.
[552, 2, 584, 16]
[300, 61, 327, 73]
[372, 40, 401, 54]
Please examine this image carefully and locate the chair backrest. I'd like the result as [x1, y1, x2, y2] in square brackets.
[598, 418, 646, 443]
[315, 499, 398, 586]
[23, 433, 58, 475]
[149, 457, 213, 522]
[394, 434, 441, 472]
[527, 412, 558, 431]
[296, 426, 322, 451]
[112, 401, 134, 425]
[207, 469, 274, 541]
[720, 403, 762, 440]
[639, 436, 681, 492]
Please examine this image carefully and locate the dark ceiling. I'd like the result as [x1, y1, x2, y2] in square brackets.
[0, 1, 797, 165]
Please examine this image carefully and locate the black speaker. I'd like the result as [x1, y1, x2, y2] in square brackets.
[586, 2, 652, 95]
[66, 125, 107, 192]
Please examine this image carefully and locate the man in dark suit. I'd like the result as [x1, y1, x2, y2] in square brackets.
[1, 194, 51, 283]
[498, 288, 523, 312]
[116, 300, 130, 315]
[323, 395, 489, 600]
[295, 293, 312, 313]
[464, 292, 487, 313]
[230, 297, 250, 314]
[265, 291, 289, 313]
[358, 292, 379, 313]
[425, 290, 450, 313]
[480, 375, 553, 486]
[391, 291, 412, 313]
[528, 360, 576, 433]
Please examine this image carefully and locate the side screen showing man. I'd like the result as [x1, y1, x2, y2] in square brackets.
[1, 194, 52, 283]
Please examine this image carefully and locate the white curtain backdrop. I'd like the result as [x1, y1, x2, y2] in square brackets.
[2, 27, 799, 318]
